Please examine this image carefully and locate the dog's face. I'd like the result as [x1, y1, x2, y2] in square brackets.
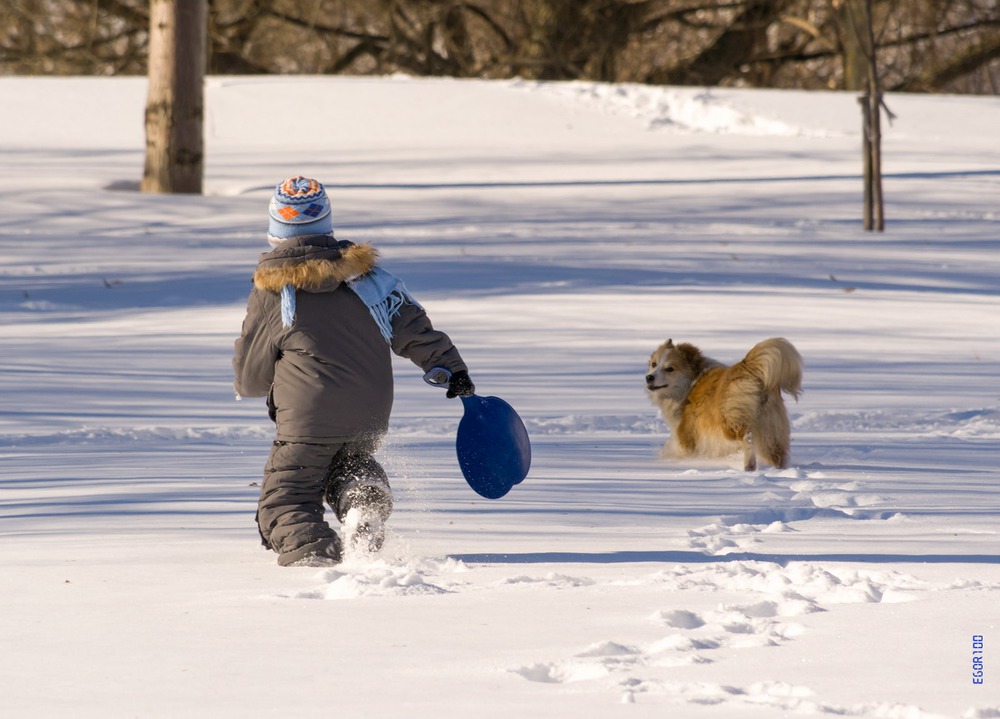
[645, 339, 696, 403]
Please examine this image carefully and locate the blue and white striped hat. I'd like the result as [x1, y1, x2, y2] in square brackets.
[267, 176, 333, 247]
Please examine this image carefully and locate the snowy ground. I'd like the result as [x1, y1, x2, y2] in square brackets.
[1, 75, 999, 718]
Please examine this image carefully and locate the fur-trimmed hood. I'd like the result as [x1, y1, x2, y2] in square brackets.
[253, 236, 378, 293]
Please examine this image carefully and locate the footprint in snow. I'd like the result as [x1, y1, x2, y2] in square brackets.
[513, 641, 643, 684]
[512, 661, 610, 684]
[288, 556, 468, 600]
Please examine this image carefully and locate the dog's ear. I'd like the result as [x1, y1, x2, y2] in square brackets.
[675, 343, 708, 373]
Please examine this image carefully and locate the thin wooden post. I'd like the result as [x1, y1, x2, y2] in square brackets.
[859, 95, 873, 230]
[849, 0, 885, 231]
[863, 0, 885, 231]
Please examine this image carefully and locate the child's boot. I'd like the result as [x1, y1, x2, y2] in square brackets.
[326, 456, 393, 554]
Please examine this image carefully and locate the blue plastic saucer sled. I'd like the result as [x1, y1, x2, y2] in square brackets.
[424, 368, 532, 499]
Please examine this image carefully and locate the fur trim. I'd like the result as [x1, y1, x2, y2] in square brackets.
[254, 243, 379, 293]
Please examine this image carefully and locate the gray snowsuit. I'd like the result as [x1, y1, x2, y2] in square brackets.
[233, 235, 467, 564]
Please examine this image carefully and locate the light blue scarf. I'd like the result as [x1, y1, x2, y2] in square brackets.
[347, 267, 421, 342]
[279, 284, 297, 327]
[278, 267, 419, 342]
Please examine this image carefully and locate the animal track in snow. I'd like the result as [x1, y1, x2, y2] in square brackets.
[789, 478, 887, 512]
[687, 521, 764, 554]
[652, 561, 926, 605]
[649, 598, 810, 658]
[684, 466, 896, 557]
[656, 609, 706, 629]
[510, 559, 946, 709]
[757, 467, 892, 516]
[663, 680, 941, 716]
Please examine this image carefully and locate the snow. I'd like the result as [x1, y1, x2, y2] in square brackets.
[1, 74, 999, 717]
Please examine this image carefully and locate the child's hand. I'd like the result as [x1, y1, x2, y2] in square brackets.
[446, 370, 476, 398]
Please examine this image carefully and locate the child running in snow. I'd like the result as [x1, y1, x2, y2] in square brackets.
[233, 176, 474, 567]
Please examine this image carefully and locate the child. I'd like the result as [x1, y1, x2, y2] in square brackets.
[233, 176, 474, 566]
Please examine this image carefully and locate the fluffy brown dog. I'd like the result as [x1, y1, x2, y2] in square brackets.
[645, 338, 803, 471]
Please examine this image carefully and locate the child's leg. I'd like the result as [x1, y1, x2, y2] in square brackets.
[326, 450, 393, 521]
[258, 440, 344, 565]
[325, 444, 393, 552]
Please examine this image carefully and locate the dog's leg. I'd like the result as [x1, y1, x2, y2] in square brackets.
[758, 400, 791, 469]
[768, 443, 789, 470]
[742, 432, 757, 472]
[758, 423, 789, 468]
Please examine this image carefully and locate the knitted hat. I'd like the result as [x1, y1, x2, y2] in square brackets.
[267, 176, 333, 246]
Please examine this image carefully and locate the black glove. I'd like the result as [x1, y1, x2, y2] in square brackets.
[446, 370, 475, 399]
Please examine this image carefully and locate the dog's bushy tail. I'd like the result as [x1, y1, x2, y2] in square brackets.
[742, 338, 803, 400]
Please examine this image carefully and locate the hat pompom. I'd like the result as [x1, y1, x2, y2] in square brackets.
[267, 176, 333, 246]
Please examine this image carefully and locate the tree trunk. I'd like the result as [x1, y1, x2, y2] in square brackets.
[859, 95, 873, 228]
[865, 0, 884, 232]
[142, 0, 206, 194]
[834, 0, 868, 90]
[856, 0, 884, 232]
